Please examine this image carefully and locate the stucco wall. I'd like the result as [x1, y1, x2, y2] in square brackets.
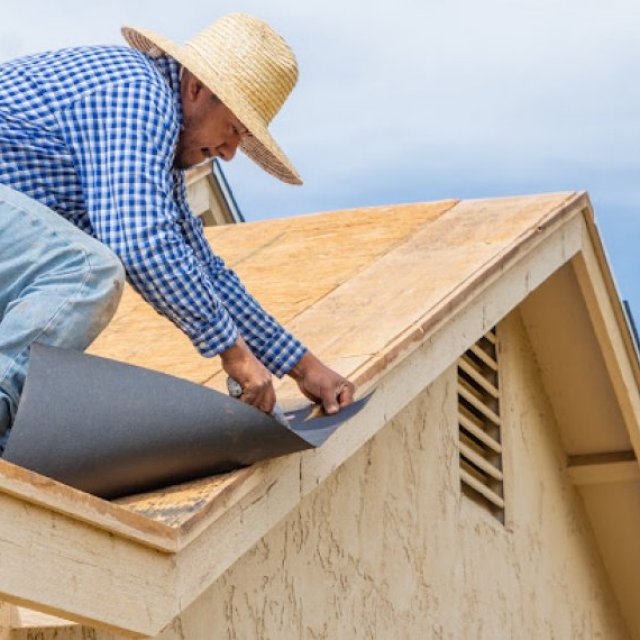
[151, 309, 630, 639]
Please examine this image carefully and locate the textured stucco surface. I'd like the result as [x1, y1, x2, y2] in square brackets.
[151, 311, 630, 639]
[14, 310, 631, 640]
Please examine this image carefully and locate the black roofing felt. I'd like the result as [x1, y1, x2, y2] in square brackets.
[4, 344, 369, 499]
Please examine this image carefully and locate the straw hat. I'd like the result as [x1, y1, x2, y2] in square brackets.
[122, 14, 302, 185]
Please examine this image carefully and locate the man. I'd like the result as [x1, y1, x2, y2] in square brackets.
[0, 13, 354, 454]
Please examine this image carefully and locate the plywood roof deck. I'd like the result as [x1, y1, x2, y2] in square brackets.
[1, 191, 637, 541]
[88, 200, 457, 385]
[0, 191, 615, 543]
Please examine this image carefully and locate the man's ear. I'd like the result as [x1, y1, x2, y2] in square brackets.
[181, 69, 205, 104]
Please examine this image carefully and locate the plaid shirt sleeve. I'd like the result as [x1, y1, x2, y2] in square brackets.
[58, 78, 306, 376]
[173, 181, 307, 376]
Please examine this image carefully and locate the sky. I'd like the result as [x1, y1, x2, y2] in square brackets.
[2, 0, 639, 322]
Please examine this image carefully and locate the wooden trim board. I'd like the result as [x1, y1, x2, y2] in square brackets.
[0, 491, 177, 637]
[0, 460, 178, 552]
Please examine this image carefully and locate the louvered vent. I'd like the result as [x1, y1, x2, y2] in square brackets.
[457, 327, 504, 522]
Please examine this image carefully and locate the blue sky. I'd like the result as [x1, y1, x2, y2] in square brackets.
[3, 0, 639, 321]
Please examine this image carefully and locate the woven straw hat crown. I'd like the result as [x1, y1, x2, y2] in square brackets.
[122, 14, 302, 184]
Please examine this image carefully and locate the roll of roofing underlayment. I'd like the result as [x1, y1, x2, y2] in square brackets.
[3, 344, 370, 499]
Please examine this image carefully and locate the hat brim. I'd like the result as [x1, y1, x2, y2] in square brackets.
[122, 26, 303, 185]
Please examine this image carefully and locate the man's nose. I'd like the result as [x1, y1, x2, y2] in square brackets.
[217, 138, 239, 161]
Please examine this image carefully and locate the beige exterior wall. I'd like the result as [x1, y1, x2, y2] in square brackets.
[155, 309, 629, 640]
[12, 309, 631, 639]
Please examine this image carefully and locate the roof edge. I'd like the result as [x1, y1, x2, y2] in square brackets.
[0, 459, 178, 553]
[581, 204, 640, 389]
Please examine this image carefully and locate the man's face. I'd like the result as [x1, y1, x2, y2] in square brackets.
[175, 70, 247, 170]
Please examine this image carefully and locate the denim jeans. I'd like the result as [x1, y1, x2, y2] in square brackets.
[0, 183, 125, 454]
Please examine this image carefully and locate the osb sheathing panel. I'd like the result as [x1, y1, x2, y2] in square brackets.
[136, 313, 628, 640]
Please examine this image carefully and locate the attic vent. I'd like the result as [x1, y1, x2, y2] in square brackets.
[457, 327, 504, 522]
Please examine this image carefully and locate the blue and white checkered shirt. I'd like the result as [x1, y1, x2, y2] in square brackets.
[0, 45, 306, 376]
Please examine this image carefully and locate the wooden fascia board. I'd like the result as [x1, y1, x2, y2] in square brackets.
[581, 201, 640, 388]
[0, 460, 178, 553]
[0, 490, 178, 638]
[572, 206, 640, 464]
[173, 200, 585, 608]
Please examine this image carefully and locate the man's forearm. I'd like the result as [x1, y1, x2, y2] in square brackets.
[203, 261, 307, 377]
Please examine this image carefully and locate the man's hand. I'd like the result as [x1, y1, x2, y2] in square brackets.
[288, 351, 355, 415]
[220, 336, 276, 414]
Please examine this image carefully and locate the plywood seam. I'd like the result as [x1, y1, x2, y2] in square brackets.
[275, 200, 459, 315]
[247, 200, 460, 332]
[225, 231, 289, 270]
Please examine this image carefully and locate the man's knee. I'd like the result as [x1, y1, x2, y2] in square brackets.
[88, 243, 126, 329]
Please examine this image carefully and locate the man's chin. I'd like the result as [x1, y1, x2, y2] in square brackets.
[173, 155, 213, 171]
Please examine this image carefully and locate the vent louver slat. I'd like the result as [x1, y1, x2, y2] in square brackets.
[458, 384, 501, 426]
[469, 343, 498, 371]
[459, 356, 499, 398]
[459, 413, 502, 454]
[460, 469, 505, 509]
[459, 441, 503, 481]
[457, 327, 504, 522]
[484, 330, 497, 345]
